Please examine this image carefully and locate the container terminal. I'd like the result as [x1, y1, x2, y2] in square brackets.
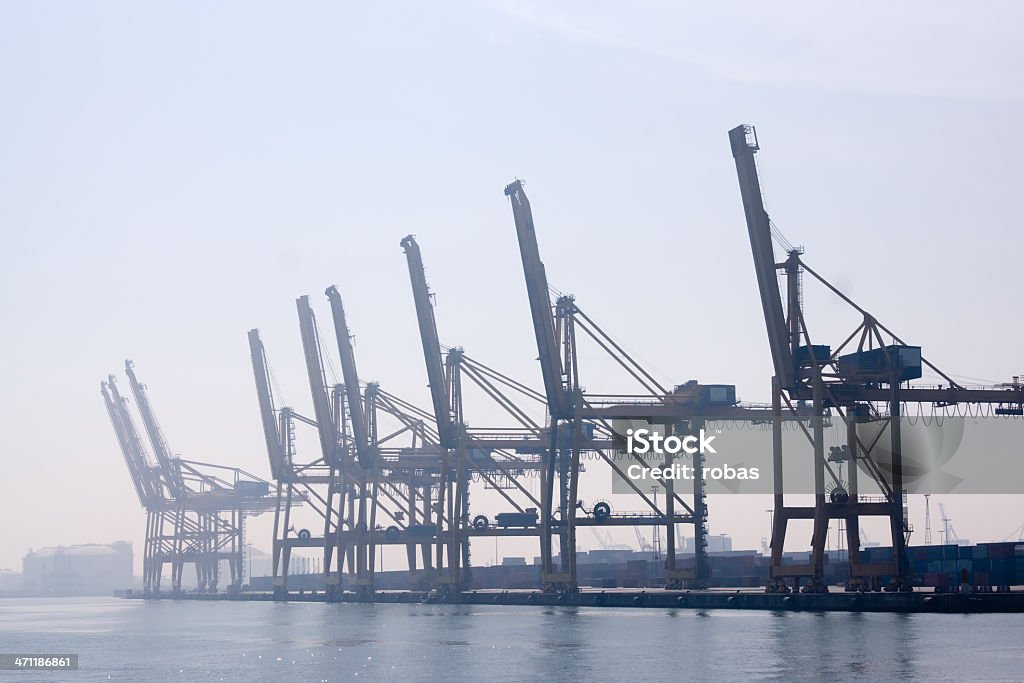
[103, 125, 1024, 613]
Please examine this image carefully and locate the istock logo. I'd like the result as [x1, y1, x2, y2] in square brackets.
[625, 428, 717, 455]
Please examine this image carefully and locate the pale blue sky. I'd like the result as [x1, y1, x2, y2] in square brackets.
[2, 1, 1023, 571]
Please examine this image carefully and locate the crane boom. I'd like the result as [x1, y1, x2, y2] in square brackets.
[324, 286, 373, 467]
[247, 329, 287, 480]
[108, 376, 164, 502]
[101, 379, 155, 507]
[124, 360, 184, 496]
[503, 181, 569, 418]
[296, 295, 340, 465]
[729, 125, 795, 389]
[400, 235, 456, 448]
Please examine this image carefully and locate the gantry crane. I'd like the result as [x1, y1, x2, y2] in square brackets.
[102, 362, 273, 595]
[251, 295, 450, 599]
[401, 234, 554, 593]
[102, 376, 170, 593]
[400, 235, 469, 590]
[323, 286, 376, 596]
[729, 123, 1024, 592]
[322, 289, 456, 596]
[504, 180, 772, 591]
[248, 327, 326, 598]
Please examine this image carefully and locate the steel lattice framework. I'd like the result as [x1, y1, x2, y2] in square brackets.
[102, 362, 274, 595]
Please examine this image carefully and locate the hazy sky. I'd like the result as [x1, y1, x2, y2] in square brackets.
[3, 1, 1024, 573]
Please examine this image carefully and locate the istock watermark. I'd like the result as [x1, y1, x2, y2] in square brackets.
[621, 427, 760, 483]
[609, 416, 1024, 495]
[624, 462, 761, 482]
[624, 428, 718, 455]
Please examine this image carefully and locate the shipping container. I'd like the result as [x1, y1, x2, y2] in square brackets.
[989, 543, 1013, 559]
[922, 572, 951, 588]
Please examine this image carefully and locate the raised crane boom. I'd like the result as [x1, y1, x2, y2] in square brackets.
[729, 125, 795, 390]
[124, 360, 184, 497]
[296, 295, 341, 465]
[101, 378, 157, 507]
[503, 180, 569, 418]
[247, 329, 287, 480]
[324, 286, 373, 467]
[400, 235, 456, 448]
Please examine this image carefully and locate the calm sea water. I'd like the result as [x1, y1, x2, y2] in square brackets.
[0, 597, 1021, 681]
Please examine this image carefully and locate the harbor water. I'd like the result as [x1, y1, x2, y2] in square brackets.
[0, 597, 1021, 681]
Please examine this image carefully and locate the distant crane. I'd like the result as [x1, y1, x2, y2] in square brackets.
[1001, 522, 1024, 542]
[103, 362, 274, 595]
[939, 503, 958, 545]
[588, 528, 632, 552]
[633, 527, 654, 553]
[925, 494, 933, 546]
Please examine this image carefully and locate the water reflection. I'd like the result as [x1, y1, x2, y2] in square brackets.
[0, 598, 1020, 681]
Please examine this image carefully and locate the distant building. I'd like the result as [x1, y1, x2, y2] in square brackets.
[707, 535, 733, 554]
[680, 535, 734, 554]
[22, 542, 133, 596]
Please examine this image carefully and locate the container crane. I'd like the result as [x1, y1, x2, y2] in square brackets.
[247, 328, 316, 597]
[102, 377, 172, 593]
[325, 286, 379, 597]
[252, 321, 435, 599]
[294, 294, 356, 598]
[504, 180, 770, 591]
[258, 295, 452, 599]
[938, 503, 958, 544]
[729, 123, 1024, 592]
[402, 234, 562, 593]
[103, 362, 273, 595]
[123, 361, 213, 591]
[400, 235, 468, 589]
